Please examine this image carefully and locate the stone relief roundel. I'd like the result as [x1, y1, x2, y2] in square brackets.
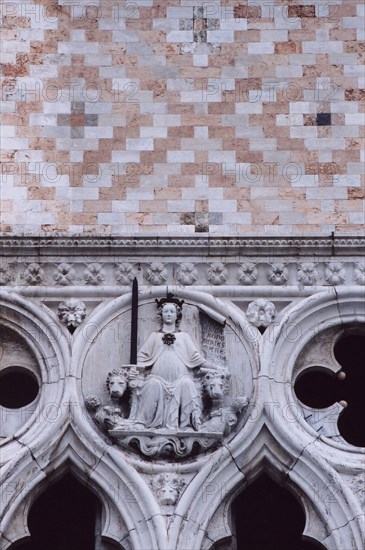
[82, 292, 254, 460]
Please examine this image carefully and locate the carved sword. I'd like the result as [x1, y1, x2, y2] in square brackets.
[130, 276, 138, 365]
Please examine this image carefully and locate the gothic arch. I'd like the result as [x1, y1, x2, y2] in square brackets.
[173, 289, 365, 549]
[2, 288, 363, 549]
[0, 292, 70, 549]
[0, 424, 165, 550]
[174, 417, 363, 549]
[0, 292, 166, 550]
[262, 287, 365, 454]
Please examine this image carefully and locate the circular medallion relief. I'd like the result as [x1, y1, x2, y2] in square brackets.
[82, 295, 254, 460]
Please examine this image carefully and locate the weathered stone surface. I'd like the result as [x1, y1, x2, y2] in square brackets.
[0, 240, 364, 548]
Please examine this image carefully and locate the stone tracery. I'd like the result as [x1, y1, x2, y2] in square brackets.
[0, 253, 364, 549]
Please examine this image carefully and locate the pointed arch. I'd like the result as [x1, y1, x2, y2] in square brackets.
[0, 425, 166, 549]
[173, 292, 365, 549]
[174, 420, 363, 549]
[70, 287, 260, 550]
[231, 472, 327, 549]
[9, 472, 107, 550]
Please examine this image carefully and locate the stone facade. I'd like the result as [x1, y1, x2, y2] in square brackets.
[0, 0, 364, 548]
[0, 237, 364, 548]
[0, 0, 364, 235]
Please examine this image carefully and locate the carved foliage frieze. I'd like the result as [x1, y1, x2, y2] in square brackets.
[1, 260, 364, 287]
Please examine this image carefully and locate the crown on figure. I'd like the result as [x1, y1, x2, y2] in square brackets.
[155, 293, 184, 309]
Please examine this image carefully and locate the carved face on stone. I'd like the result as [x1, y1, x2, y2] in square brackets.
[106, 370, 129, 400]
[207, 377, 225, 399]
[57, 298, 86, 328]
[108, 376, 127, 399]
[85, 395, 101, 412]
[203, 372, 230, 400]
[154, 473, 182, 506]
[162, 303, 177, 327]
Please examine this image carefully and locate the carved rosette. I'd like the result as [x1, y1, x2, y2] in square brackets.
[267, 262, 288, 285]
[145, 263, 168, 285]
[0, 262, 13, 285]
[84, 263, 106, 285]
[115, 263, 136, 285]
[54, 263, 75, 285]
[297, 262, 319, 286]
[246, 299, 277, 328]
[1, 256, 365, 288]
[354, 262, 365, 285]
[23, 263, 45, 285]
[325, 261, 346, 285]
[57, 298, 87, 330]
[238, 262, 258, 285]
[207, 263, 227, 285]
[176, 263, 198, 285]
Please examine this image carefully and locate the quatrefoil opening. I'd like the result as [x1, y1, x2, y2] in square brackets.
[294, 327, 365, 447]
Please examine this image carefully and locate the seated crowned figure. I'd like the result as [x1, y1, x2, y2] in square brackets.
[128, 296, 213, 431]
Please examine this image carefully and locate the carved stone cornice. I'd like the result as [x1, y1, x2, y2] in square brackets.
[1, 235, 365, 257]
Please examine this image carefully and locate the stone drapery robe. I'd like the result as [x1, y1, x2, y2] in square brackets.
[133, 331, 206, 430]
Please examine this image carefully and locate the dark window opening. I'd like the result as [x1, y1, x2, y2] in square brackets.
[10, 473, 122, 550]
[294, 329, 365, 447]
[232, 474, 325, 550]
[0, 367, 39, 408]
[294, 367, 341, 408]
[334, 332, 365, 447]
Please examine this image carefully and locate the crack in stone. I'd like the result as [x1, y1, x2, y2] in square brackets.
[285, 432, 321, 480]
[88, 444, 110, 475]
[256, 374, 291, 385]
[197, 526, 215, 543]
[223, 443, 245, 476]
[42, 378, 66, 385]
[15, 437, 46, 474]
[328, 512, 364, 534]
